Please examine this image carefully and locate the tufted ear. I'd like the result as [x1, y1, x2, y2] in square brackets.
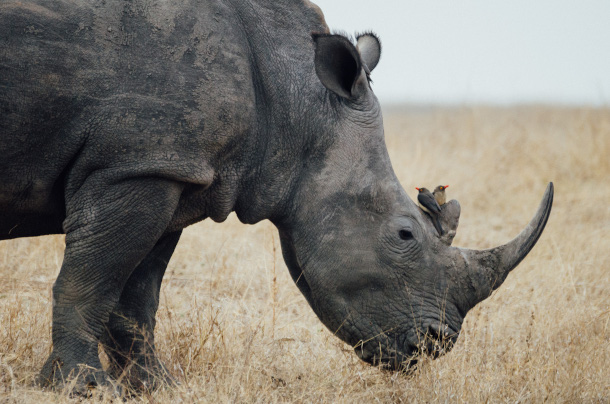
[312, 33, 364, 99]
[356, 33, 381, 72]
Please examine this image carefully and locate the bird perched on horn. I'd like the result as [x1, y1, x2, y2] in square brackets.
[433, 185, 449, 206]
[416, 187, 444, 236]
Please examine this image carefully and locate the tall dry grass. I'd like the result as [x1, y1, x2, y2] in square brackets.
[0, 106, 608, 403]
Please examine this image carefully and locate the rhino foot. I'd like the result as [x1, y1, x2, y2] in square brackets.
[105, 352, 175, 393]
[36, 352, 121, 397]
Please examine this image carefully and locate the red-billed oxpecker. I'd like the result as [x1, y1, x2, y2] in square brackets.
[433, 185, 449, 206]
[416, 187, 444, 236]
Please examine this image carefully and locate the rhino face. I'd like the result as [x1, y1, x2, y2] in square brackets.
[276, 33, 553, 369]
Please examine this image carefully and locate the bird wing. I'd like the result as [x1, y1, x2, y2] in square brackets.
[418, 192, 441, 214]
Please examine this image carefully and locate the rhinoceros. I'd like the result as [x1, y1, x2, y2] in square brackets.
[0, 0, 553, 393]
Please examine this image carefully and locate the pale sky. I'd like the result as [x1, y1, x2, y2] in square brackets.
[313, 0, 610, 106]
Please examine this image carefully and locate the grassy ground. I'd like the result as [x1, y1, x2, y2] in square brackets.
[0, 106, 608, 403]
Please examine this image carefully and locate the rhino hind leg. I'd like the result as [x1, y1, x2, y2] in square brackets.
[101, 231, 182, 392]
[37, 176, 182, 395]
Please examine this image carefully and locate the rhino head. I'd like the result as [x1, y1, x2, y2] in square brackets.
[273, 33, 553, 369]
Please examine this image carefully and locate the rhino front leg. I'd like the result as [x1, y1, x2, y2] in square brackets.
[100, 230, 181, 392]
[37, 175, 182, 395]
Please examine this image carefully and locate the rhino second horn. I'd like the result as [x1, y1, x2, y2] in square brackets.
[439, 199, 461, 246]
[459, 182, 554, 308]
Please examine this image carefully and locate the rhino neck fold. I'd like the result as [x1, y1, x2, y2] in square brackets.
[225, 1, 330, 225]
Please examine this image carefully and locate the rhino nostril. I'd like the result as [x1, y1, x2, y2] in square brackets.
[399, 229, 413, 240]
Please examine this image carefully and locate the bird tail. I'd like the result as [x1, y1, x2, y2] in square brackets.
[433, 217, 444, 236]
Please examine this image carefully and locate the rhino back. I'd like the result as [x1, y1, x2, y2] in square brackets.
[0, 0, 260, 237]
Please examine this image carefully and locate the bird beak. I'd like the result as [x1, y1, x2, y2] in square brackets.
[445, 185, 449, 188]
[415, 187, 420, 191]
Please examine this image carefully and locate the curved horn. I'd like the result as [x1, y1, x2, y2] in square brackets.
[458, 182, 554, 307]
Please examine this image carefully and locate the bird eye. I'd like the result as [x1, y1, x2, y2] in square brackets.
[399, 230, 414, 240]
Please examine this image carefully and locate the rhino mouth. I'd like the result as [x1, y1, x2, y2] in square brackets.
[417, 323, 460, 359]
[354, 323, 460, 371]
[355, 343, 419, 370]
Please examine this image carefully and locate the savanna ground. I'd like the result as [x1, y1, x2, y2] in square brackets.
[0, 106, 608, 403]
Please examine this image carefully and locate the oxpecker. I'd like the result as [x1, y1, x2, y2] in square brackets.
[433, 185, 449, 206]
[416, 187, 444, 236]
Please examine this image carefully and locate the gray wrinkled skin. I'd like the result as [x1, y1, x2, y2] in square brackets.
[0, 0, 553, 393]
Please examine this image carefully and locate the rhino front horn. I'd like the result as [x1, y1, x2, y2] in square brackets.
[459, 182, 554, 307]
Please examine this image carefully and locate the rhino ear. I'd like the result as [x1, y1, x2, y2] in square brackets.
[312, 33, 363, 99]
[356, 33, 381, 72]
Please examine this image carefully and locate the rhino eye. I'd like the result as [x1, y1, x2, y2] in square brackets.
[399, 229, 414, 240]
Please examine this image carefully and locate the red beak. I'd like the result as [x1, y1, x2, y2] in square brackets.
[415, 187, 420, 191]
[445, 185, 449, 188]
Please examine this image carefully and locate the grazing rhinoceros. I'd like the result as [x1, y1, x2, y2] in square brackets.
[0, 0, 553, 393]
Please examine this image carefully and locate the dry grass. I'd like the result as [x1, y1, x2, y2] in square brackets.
[1, 106, 608, 403]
